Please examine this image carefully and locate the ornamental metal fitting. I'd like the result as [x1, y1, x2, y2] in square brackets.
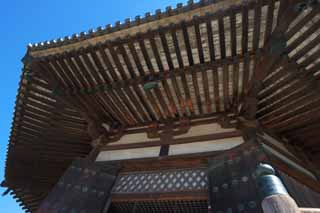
[255, 163, 275, 177]
[52, 85, 62, 96]
[143, 81, 159, 91]
[256, 164, 288, 198]
[257, 174, 288, 198]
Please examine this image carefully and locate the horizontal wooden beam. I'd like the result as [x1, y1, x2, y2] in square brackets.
[122, 113, 232, 134]
[269, 155, 320, 193]
[102, 130, 242, 151]
[30, 0, 269, 56]
[98, 141, 256, 173]
[300, 208, 320, 213]
[39, 52, 257, 97]
[111, 191, 208, 202]
[258, 132, 313, 171]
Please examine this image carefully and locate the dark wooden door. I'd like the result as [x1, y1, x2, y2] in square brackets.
[208, 145, 267, 213]
[37, 159, 119, 213]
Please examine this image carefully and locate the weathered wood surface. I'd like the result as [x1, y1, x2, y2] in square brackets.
[36, 159, 119, 213]
[261, 194, 300, 213]
[300, 208, 320, 213]
[208, 145, 266, 212]
[279, 170, 320, 208]
[5, 0, 320, 211]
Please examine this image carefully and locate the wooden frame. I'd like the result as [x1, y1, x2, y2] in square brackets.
[4, 0, 320, 211]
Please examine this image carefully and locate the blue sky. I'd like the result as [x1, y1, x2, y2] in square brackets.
[0, 0, 182, 211]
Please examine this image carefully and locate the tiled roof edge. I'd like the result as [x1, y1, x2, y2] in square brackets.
[27, 0, 219, 51]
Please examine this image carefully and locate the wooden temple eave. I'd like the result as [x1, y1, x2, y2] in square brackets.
[241, 2, 300, 119]
[4, 68, 92, 212]
[239, 2, 320, 165]
[4, 0, 320, 211]
[27, 0, 271, 57]
[33, 51, 258, 98]
[26, 0, 274, 129]
[258, 132, 319, 177]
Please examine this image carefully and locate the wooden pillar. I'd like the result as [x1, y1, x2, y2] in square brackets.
[159, 123, 173, 157]
[86, 135, 107, 162]
[87, 121, 124, 162]
[86, 135, 108, 162]
[256, 163, 300, 213]
[86, 144, 102, 163]
[237, 116, 260, 145]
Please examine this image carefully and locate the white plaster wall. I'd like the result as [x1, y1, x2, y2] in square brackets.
[169, 137, 243, 155]
[106, 123, 237, 147]
[97, 123, 242, 162]
[107, 132, 158, 146]
[174, 123, 237, 139]
[96, 137, 243, 162]
[96, 146, 161, 161]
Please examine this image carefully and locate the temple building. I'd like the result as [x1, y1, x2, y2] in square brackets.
[2, 0, 320, 212]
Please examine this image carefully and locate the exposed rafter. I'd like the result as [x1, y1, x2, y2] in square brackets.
[4, 0, 320, 211]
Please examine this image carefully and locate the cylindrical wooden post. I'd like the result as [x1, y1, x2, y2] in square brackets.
[86, 135, 106, 162]
[256, 163, 300, 213]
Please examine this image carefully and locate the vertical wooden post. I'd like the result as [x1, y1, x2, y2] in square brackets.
[256, 163, 300, 213]
[86, 135, 107, 163]
[237, 116, 260, 145]
[159, 123, 173, 157]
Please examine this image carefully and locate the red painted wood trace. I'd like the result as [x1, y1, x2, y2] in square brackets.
[3, 0, 320, 212]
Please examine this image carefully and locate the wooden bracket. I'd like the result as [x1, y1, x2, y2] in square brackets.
[87, 117, 104, 140]
[88, 135, 109, 162]
[147, 117, 190, 139]
[237, 116, 260, 129]
[146, 122, 160, 138]
[146, 118, 190, 158]
[107, 125, 124, 142]
[243, 96, 259, 120]
[88, 122, 124, 162]
[236, 116, 262, 143]
[91, 123, 124, 147]
[217, 115, 234, 128]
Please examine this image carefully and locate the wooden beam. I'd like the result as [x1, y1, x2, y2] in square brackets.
[243, 0, 302, 119]
[111, 191, 208, 202]
[269, 155, 320, 193]
[42, 51, 257, 99]
[115, 150, 218, 172]
[110, 142, 258, 173]
[102, 130, 242, 151]
[259, 134, 314, 172]
[300, 208, 320, 213]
